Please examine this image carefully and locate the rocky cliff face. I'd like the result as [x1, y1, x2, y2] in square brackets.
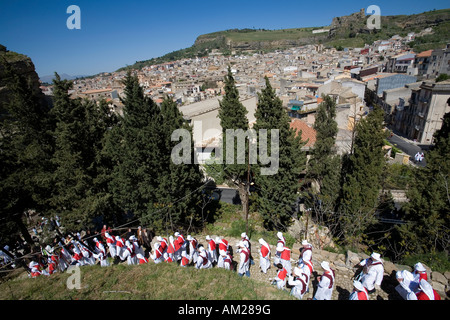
[328, 8, 367, 38]
[0, 45, 46, 113]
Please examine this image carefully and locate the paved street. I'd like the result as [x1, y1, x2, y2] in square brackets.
[387, 133, 428, 167]
[215, 187, 241, 205]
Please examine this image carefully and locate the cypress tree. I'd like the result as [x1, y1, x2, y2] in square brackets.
[107, 72, 164, 229]
[0, 65, 54, 246]
[398, 111, 450, 254]
[253, 77, 306, 231]
[217, 67, 250, 212]
[305, 95, 341, 224]
[50, 74, 118, 231]
[157, 97, 204, 232]
[337, 106, 386, 247]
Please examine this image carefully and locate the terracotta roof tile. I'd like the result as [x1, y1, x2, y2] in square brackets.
[290, 119, 316, 147]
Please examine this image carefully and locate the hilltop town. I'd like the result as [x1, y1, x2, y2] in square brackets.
[1, 6, 449, 303]
[39, 23, 450, 162]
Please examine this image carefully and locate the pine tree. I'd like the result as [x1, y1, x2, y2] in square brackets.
[253, 77, 306, 230]
[398, 111, 450, 254]
[305, 95, 341, 226]
[337, 106, 386, 247]
[217, 67, 250, 212]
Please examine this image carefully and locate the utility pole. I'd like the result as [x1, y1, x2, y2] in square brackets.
[245, 137, 251, 236]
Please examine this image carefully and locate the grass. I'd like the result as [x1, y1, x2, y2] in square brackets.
[0, 262, 295, 300]
[400, 251, 450, 274]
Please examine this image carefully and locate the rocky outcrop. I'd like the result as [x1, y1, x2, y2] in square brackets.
[0, 45, 46, 113]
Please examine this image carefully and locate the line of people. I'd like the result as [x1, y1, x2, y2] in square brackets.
[27, 229, 151, 277]
[24, 228, 441, 301]
[395, 262, 441, 300]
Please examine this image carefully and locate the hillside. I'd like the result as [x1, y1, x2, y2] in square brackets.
[0, 261, 294, 300]
[0, 45, 47, 116]
[117, 8, 450, 72]
[1, 235, 448, 301]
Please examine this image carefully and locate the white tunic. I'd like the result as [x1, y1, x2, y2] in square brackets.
[360, 259, 384, 291]
[314, 271, 334, 300]
[259, 243, 271, 274]
[237, 249, 250, 275]
[288, 274, 308, 300]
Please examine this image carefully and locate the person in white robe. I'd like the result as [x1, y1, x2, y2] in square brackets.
[349, 280, 369, 300]
[258, 238, 271, 274]
[271, 263, 287, 290]
[78, 241, 95, 265]
[313, 261, 335, 300]
[93, 238, 110, 267]
[395, 269, 417, 299]
[288, 267, 309, 300]
[129, 235, 144, 257]
[104, 233, 117, 259]
[297, 261, 311, 293]
[276, 242, 291, 275]
[150, 243, 164, 264]
[205, 235, 217, 265]
[57, 242, 71, 271]
[237, 241, 250, 277]
[359, 252, 384, 294]
[298, 239, 312, 266]
[187, 235, 198, 264]
[196, 246, 212, 269]
[115, 236, 125, 260]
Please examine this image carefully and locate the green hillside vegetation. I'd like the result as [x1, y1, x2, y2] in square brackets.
[197, 27, 326, 42]
[116, 8, 450, 72]
[0, 262, 294, 300]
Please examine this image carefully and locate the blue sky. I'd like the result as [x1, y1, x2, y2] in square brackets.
[0, 0, 448, 78]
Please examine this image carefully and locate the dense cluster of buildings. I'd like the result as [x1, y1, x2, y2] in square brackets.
[40, 30, 450, 162]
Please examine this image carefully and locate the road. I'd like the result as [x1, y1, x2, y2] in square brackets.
[215, 187, 241, 205]
[387, 133, 427, 167]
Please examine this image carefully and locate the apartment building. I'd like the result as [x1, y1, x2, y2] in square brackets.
[397, 80, 450, 144]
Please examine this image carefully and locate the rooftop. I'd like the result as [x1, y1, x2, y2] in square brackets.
[290, 118, 316, 148]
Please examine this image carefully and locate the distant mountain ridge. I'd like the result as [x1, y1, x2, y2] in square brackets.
[39, 73, 88, 84]
[116, 8, 450, 72]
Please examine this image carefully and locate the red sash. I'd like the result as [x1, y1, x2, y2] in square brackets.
[278, 268, 287, 281]
[280, 247, 291, 260]
[127, 247, 135, 257]
[160, 238, 168, 251]
[305, 260, 314, 273]
[261, 245, 270, 258]
[209, 240, 216, 251]
[174, 238, 181, 251]
[322, 270, 335, 289]
[181, 256, 189, 266]
[219, 241, 228, 252]
[295, 276, 307, 294]
[139, 258, 148, 264]
[242, 249, 249, 263]
[154, 247, 162, 259]
[357, 289, 368, 300]
[202, 254, 208, 266]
